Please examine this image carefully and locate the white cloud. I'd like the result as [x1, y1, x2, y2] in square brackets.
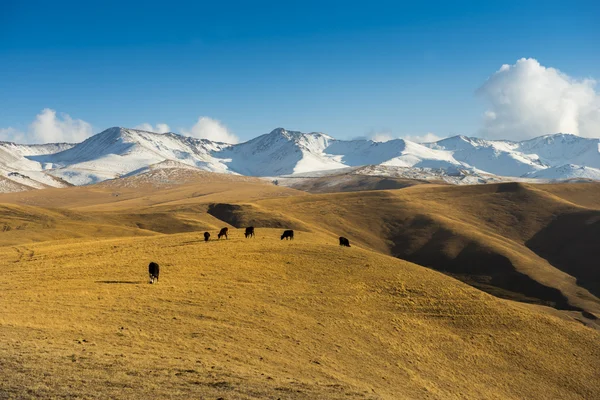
[135, 123, 171, 133]
[371, 132, 394, 142]
[400, 133, 443, 143]
[368, 131, 443, 143]
[0, 127, 27, 143]
[0, 108, 93, 144]
[181, 117, 239, 143]
[478, 58, 600, 140]
[30, 108, 93, 143]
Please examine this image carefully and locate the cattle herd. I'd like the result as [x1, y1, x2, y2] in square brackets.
[148, 228, 351, 283]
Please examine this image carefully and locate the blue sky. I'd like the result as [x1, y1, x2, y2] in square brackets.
[1, 0, 599, 143]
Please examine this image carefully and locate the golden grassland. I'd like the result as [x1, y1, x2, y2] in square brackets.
[1, 172, 599, 399]
[2, 229, 599, 399]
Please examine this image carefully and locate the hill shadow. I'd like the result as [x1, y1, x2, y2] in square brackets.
[526, 210, 600, 298]
[207, 203, 310, 231]
[388, 217, 580, 310]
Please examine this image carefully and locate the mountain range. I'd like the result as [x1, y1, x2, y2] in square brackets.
[1, 126, 599, 192]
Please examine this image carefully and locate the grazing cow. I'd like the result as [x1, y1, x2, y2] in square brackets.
[148, 262, 160, 284]
[218, 227, 229, 239]
[204, 232, 210, 242]
[281, 230, 294, 240]
[339, 237, 351, 247]
[245, 226, 255, 238]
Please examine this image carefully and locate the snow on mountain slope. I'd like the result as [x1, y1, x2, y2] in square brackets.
[0, 142, 75, 191]
[517, 134, 600, 169]
[228, 130, 595, 179]
[381, 140, 465, 170]
[29, 127, 233, 185]
[325, 138, 463, 170]
[223, 130, 599, 179]
[0, 142, 73, 171]
[425, 135, 547, 176]
[523, 164, 600, 181]
[0, 126, 598, 191]
[221, 129, 470, 176]
[0, 142, 73, 157]
[424, 133, 600, 177]
[219, 128, 345, 176]
[325, 139, 411, 166]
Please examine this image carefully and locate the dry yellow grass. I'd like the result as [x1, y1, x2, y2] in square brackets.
[255, 182, 600, 319]
[2, 229, 599, 399]
[1, 174, 599, 399]
[0, 169, 304, 212]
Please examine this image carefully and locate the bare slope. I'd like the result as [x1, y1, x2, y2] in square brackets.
[277, 171, 430, 193]
[0, 168, 302, 211]
[1, 230, 599, 399]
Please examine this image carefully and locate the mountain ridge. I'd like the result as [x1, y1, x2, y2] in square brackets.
[0, 127, 598, 191]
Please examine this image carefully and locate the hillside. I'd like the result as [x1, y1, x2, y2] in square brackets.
[274, 165, 531, 193]
[254, 182, 600, 321]
[2, 229, 599, 399]
[1, 176, 599, 398]
[0, 175, 598, 318]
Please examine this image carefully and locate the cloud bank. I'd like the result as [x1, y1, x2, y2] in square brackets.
[0, 109, 93, 144]
[182, 117, 239, 144]
[1, 112, 238, 145]
[134, 123, 171, 133]
[478, 58, 600, 140]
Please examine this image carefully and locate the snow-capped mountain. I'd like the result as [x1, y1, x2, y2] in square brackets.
[222, 129, 599, 179]
[425, 135, 547, 176]
[424, 133, 600, 178]
[0, 127, 598, 192]
[523, 164, 600, 181]
[218, 128, 342, 176]
[27, 127, 231, 185]
[517, 134, 600, 169]
[0, 141, 74, 189]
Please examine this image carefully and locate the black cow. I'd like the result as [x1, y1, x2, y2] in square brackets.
[218, 227, 229, 239]
[204, 232, 210, 242]
[281, 230, 294, 240]
[245, 226, 255, 238]
[339, 237, 351, 247]
[148, 262, 160, 284]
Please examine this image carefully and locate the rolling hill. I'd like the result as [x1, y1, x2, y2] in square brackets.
[254, 182, 600, 319]
[2, 229, 599, 399]
[0, 172, 599, 398]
